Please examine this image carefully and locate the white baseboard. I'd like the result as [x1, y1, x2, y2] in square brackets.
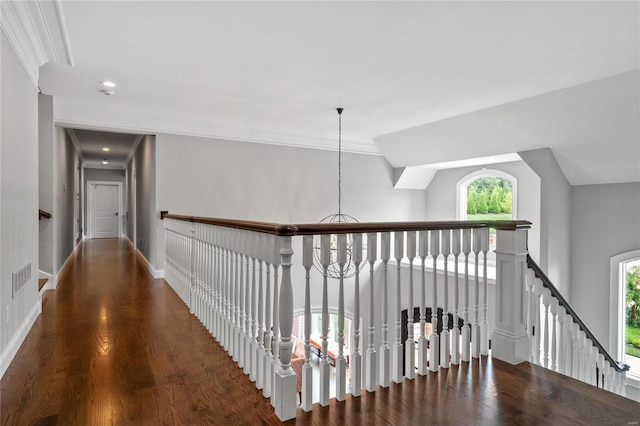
[0, 301, 40, 379]
[135, 250, 163, 279]
[53, 240, 83, 289]
[125, 236, 135, 249]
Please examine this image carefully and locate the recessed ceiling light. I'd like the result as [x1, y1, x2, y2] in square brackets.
[101, 81, 116, 88]
[102, 147, 110, 152]
[102, 160, 109, 165]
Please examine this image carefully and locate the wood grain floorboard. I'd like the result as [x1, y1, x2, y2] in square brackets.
[2, 238, 640, 425]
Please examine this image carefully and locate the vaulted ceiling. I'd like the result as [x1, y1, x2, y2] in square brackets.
[8, 1, 639, 184]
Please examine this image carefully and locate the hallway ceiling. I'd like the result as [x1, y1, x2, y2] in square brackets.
[68, 129, 140, 170]
[38, 1, 639, 184]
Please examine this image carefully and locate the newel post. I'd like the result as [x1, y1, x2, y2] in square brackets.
[491, 227, 529, 364]
[274, 235, 296, 421]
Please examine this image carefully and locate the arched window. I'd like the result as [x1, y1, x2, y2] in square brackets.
[457, 169, 517, 250]
[457, 169, 517, 220]
[610, 251, 640, 378]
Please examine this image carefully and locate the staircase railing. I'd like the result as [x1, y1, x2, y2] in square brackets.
[525, 256, 629, 394]
[160, 212, 627, 421]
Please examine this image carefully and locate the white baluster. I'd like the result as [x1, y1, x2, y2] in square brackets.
[301, 235, 313, 411]
[405, 231, 416, 379]
[351, 234, 363, 396]
[189, 222, 196, 315]
[480, 228, 489, 356]
[243, 248, 252, 376]
[429, 230, 440, 372]
[450, 229, 461, 365]
[461, 229, 471, 362]
[417, 230, 429, 375]
[525, 269, 535, 363]
[556, 303, 564, 374]
[379, 232, 391, 387]
[263, 238, 273, 398]
[319, 234, 331, 406]
[237, 232, 245, 370]
[392, 231, 404, 383]
[471, 229, 481, 359]
[440, 229, 450, 369]
[534, 282, 543, 365]
[271, 237, 281, 405]
[274, 235, 296, 422]
[256, 234, 265, 391]
[550, 298, 558, 372]
[365, 232, 378, 393]
[542, 288, 550, 369]
[249, 237, 259, 382]
[336, 234, 348, 400]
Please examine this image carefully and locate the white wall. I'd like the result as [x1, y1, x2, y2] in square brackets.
[423, 160, 541, 262]
[38, 94, 54, 276]
[0, 32, 40, 377]
[570, 182, 640, 346]
[519, 148, 571, 296]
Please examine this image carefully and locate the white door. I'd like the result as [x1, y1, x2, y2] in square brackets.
[91, 184, 119, 238]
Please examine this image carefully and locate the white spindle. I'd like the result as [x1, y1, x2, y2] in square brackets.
[480, 228, 489, 356]
[556, 304, 564, 374]
[405, 231, 416, 379]
[534, 282, 543, 366]
[542, 288, 550, 369]
[417, 231, 429, 375]
[263, 241, 273, 398]
[336, 234, 348, 401]
[365, 232, 378, 392]
[550, 298, 558, 372]
[461, 228, 471, 362]
[244, 250, 252, 376]
[301, 235, 313, 411]
[440, 230, 450, 369]
[256, 236, 265, 391]
[270, 237, 281, 405]
[451, 229, 461, 365]
[319, 234, 331, 406]
[380, 232, 391, 387]
[471, 229, 481, 359]
[351, 234, 363, 396]
[429, 230, 440, 372]
[392, 231, 404, 383]
[250, 246, 258, 382]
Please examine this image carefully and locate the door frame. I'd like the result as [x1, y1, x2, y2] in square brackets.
[87, 180, 123, 239]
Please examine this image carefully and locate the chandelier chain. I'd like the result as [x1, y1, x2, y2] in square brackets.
[338, 108, 343, 219]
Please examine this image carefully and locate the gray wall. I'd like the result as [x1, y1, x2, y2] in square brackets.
[134, 136, 157, 266]
[570, 182, 640, 345]
[154, 133, 428, 273]
[83, 168, 125, 237]
[54, 128, 79, 272]
[519, 148, 572, 296]
[0, 32, 39, 376]
[423, 160, 541, 262]
[38, 94, 54, 275]
[126, 160, 136, 243]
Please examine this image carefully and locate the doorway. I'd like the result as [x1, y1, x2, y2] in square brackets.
[88, 181, 123, 239]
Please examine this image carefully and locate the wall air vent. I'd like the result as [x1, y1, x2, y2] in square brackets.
[12, 263, 31, 298]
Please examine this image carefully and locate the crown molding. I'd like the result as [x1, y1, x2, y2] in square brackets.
[1, 0, 73, 87]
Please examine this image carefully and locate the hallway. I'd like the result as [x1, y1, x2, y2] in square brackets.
[0, 239, 285, 425]
[2, 239, 640, 425]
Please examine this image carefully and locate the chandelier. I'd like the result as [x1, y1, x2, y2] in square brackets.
[313, 108, 366, 279]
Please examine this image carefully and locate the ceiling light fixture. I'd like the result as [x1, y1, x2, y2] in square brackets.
[102, 147, 110, 152]
[313, 108, 365, 279]
[101, 81, 116, 88]
[102, 160, 108, 165]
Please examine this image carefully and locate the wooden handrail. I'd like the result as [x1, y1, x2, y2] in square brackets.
[161, 211, 531, 236]
[527, 255, 629, 373]
[39, 209, 52, 220]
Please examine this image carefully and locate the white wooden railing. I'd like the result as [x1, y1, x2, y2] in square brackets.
[161, 213, 629, 421]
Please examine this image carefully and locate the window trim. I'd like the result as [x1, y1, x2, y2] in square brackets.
[456, 168, 518, 220]
[609, 250, 640, 370]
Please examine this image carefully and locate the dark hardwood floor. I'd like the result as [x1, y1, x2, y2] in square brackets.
[2, 238, 639, 425]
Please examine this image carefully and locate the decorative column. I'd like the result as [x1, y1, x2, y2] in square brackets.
[491, 227, 529, 364]
[274, 235, 296, 421]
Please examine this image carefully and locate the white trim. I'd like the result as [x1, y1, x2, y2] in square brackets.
[0, 0, 73, 87]
[456, 168, 518, 220]
[135, 250, 164, 279]
[609, 250, 640, 360]
[53, 239, 82, 289]
[87, 181, 123, 239]
[0, 301, 40, 379]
